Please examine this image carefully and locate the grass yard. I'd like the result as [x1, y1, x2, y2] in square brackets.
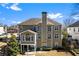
[0, 42, 73, 56]
[35, 50, 72, 56]
[19, 50, 73, 56]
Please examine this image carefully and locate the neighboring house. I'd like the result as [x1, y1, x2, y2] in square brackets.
[18, 12, 62, 52]
[67, 21, 79, 48]
[0, 25, 6, 35]
[7, 28, 18, 38]
[0, 25, 19, 42]
[67, 21, 79, 40]
[6, 25, 19, 38]
[0, 25, 7, 39]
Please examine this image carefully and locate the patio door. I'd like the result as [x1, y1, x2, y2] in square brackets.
[24, 45, 34, 52]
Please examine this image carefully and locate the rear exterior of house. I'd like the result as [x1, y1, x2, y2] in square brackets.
[18, 12, 62, 52]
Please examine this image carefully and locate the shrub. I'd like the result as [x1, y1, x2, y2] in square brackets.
[36, 47, 40, 51]
[43, 48, 52, 51]
[40, 46, 52, 51]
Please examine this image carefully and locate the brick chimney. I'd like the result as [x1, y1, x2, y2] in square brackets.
[41, 12, 47, 47]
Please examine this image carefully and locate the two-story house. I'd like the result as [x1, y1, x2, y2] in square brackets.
[18, 12, 62, 52]
[67, 21, 79, 40]
[67, 21, 79, 48]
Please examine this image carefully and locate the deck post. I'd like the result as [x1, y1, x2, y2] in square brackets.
[23, 45, 24, 52]
[27, 45, 29, 56]
[21, 45, 22, 53]
[34, 45, 36, 53]
[34, 34, 37, 53]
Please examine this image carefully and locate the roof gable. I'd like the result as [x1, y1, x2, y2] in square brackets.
[20, 30, 37, 34]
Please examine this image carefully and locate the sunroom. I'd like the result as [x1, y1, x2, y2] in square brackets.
[19, 30, 37, 52]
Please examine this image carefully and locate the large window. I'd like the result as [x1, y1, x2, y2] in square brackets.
[21, 34, 34, 42]
[25, 34, 34, 41]
[22, 35, 25, 41]
[30, 35, 34, 41]
[48, 34, 51, 39]
[48, 26, 51, 31]
[55, 34, 59, 38]
[26, 34, 30, 41]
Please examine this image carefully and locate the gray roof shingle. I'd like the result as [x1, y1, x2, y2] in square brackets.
[68, 21, 79, 27]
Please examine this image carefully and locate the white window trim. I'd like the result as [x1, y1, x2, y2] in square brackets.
[48, 33, 51, 39]
[54, 26, 59, 30]
[55, 34, 59, 39]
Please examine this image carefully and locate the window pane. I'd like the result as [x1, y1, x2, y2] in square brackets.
[26, 35, 30, 41]
[22, 35, 25, 41]
[36, 26, 40, 31]
[32, 26, 36, 31]
[38, 34, 40, 39]
[31, 36, 34, 41]
[55, 26, 58, 30]
[48, 34, 51, 39]
[74, 28, 75, 32]
[48, 26, 51, 31]
[55, 34, 59, 38]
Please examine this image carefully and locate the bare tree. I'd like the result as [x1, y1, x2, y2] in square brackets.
[63, 3, 79, 28]
[63, 18, 75, 27]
